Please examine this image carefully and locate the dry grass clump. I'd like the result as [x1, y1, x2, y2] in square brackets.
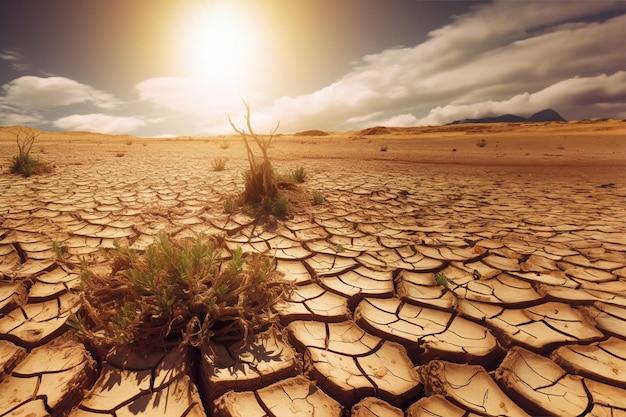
[312, 190, 324, 205]
[223, 197, 236, 214]
[291, 166, 306, 183]
[211, 157, 228, 171]
[69, 233, 290, 353]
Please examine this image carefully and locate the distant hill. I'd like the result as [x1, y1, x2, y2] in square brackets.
[448, 109, 567, 125]
[526, 109, 567, 122]
[294, 129, 329, 136]
[359, 126, 394, 135]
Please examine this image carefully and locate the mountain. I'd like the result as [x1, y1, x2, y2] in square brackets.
[526, 109, 567, 122]
[448, 109, 567, 125]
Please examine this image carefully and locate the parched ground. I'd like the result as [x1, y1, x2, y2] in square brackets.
[0, 120, 625, 416]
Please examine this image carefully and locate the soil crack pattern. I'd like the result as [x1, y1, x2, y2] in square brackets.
[1, 125, 625, 416]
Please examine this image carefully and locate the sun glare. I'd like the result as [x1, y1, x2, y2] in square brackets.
[178, 2, 255, 87]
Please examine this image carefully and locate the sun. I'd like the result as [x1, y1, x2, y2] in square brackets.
[177, 2, 255, 87]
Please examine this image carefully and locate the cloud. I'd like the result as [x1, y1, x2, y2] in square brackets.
[135, 76, 267, 134]
[532, 72, 626, 109]
[0, 49, 29, 72]
[133, 1, 624, 134]
[416, 71, 626, 125]
[2, 76, 118, 109]
[0, 105, 44, 126]
[367, 113, 419, 128]
[0, 95, 44, 126]
[255, 1, 625, 131]
[136, 77, 266, 114]
[136, 77, 211, 116]
[0, 75, 131, 133]
[54, 113, 145, 134]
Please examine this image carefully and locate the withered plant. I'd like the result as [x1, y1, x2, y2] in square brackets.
[10, 127, 51, 177]
[228, 99, 280, 204]
[69, 233, 290, 352]
[211, 156, 228, 171]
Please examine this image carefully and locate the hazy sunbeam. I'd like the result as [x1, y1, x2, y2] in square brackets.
[176, 1, 256, 87]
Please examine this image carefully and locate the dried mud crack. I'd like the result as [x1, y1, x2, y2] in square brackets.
[1, 123, 625, 416]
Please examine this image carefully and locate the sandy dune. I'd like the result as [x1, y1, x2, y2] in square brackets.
[0, 120, 625, 416]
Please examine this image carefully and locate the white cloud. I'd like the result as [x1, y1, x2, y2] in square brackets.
[135, 76, 268, 134]
[532, 71, 626, 109]
[0, 97, 44, 126]
[136, 77, 211, 116]
[254, 1, 625, 131]
[136, 77, 268, 115]
[0, 108, 44, 126]
[132, 1, 624, 134]
[372, 113, 419, 127]
[2, 76, 118, 109]
[415, 71, 626, 125]
[54, 113, 145, 134]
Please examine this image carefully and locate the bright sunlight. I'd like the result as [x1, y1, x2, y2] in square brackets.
[177, 1, 256, 86]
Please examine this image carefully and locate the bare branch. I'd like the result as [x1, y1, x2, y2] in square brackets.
[229, 98, 280, 203]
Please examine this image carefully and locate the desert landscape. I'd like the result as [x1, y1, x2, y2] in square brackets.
[0, 119, 625, 416]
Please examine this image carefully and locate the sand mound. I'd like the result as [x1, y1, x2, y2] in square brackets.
[359, 126, 393, 135]
[294, 130, 329, 136]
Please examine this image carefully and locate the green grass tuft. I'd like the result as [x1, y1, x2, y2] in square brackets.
[223, 197, 236, 214]
[291, 166, 306, 183]
[434, 272, 450, 289]
[258, 193, 288, 218]
[312, 190, 324, 205]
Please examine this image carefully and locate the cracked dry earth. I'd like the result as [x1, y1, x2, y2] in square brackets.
[1, 121, 625, 416]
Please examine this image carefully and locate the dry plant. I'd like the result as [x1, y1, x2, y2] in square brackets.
[312, 190, 324, 205]
[228, 99, 280, 204]
[223, 197, 236, 214]
[291, 166, 306, 183]
[10, 127, 51, 177]
[69, 233, 290, 353]
[211, 157, 228, 171]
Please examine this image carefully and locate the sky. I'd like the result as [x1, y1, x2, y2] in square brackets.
[0, 0, 624, 137]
